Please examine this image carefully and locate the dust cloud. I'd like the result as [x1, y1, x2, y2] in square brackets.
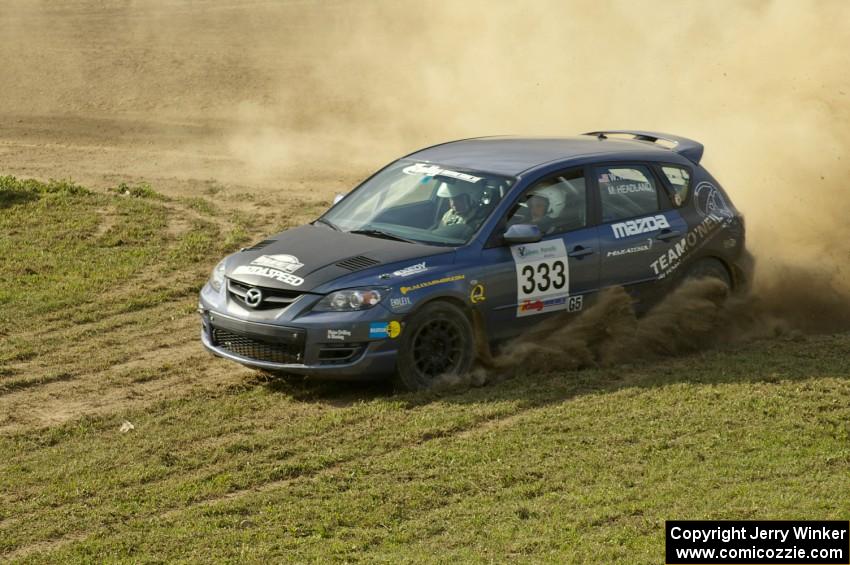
[1, 1, 849, 336]
[226, 0, 850, 332]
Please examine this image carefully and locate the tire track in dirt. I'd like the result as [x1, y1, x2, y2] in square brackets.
[3, 398, 546, 561]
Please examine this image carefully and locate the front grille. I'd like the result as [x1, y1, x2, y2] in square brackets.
[227, 278, 302, 310]
[317, 343, 367, 365]
[335, 255, 380, 271]
[212, 327, 304, 364]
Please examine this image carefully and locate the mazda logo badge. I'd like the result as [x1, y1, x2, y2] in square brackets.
[245, 287, 263, 307]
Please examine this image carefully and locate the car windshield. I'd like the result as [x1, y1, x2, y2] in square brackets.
[320, 160, 515, 246]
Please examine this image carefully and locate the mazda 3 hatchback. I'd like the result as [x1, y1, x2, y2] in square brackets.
[199, 130, 748, 389]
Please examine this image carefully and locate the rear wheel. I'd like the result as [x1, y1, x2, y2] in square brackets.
[395, 301, 475, 391]
[683, 257, 732, 289]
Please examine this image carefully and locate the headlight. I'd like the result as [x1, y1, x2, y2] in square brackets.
[314, 289, 384, 312]
[209, 259, 226, 291]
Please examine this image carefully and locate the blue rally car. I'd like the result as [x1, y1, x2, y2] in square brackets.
[199, 131, 748, 389]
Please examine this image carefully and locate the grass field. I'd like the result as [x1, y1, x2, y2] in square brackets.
[2, 177, 849, 563]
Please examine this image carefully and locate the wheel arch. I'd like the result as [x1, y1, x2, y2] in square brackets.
[686, 254, 736, 288]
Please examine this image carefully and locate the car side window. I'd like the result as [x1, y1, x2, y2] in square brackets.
[505, 169, 586, 235]
[660, 165, 691, 207]
[597, 165, 659, 222]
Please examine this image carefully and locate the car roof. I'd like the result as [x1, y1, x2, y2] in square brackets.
[404, 135, 695, 176]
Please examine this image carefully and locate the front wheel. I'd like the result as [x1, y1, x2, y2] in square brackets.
[395, 301, 475, 391]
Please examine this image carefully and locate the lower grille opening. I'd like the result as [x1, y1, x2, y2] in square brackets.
[212, 327, 304, 364]
[317, 343, 367, 365]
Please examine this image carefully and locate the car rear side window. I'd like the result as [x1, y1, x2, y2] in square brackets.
[597, 165, 659, 222]
[660, 165, 691, 207]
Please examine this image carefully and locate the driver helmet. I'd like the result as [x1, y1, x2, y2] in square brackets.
[437, 181, 477, 210]
[436, 181, 476, 199]
[528, 185, 566, 218]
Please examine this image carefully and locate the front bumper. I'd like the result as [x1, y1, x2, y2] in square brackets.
[199, 285, 400, 379]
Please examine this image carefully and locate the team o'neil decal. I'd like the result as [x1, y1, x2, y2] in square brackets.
[649, 183, 735, 279]
[511, 240, 581, 317]
[232, 254, 305, 287]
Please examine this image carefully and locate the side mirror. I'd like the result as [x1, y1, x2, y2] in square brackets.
[332, 193, 345, 205]
[503, 224, 542, 244]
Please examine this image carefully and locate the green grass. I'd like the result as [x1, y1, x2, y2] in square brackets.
[0, 176, 245, 338]
[1, 177, 848, 563]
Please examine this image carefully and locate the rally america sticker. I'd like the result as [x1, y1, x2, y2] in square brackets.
[511, 240, 571, 317]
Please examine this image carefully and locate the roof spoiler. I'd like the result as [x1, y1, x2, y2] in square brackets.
[583, 130, 704, 164]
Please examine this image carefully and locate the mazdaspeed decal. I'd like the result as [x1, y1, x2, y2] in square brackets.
[611, 214, 670, 239]
[400, 274, 465, 295]
[511, 240, 571, 318]
[251, 254, 303, 273]
[392, 262, 427, 277]
[232, 265, 304, 286]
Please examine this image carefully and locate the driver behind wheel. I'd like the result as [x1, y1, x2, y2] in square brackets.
[437, 182, 477, 226]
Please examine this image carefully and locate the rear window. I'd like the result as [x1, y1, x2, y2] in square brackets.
[597, 165, 659, 222]
[660, 165, 691, 207]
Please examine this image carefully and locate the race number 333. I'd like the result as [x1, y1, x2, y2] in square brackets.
[511, 240, 569, 300]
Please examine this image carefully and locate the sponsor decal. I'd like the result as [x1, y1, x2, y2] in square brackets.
[470, 283, 486, 304]
[611, 214, 670, 239]
[400, 274, 465, 295]
[518, 294, 583, 315]
[693, 182, 734, 219]
[511, 239, 572, 317]
[389, 296, 413, 310]
[402, 163, 482, 183]
[369, 321, 402, 339]
[649, 213, 731, 278]
[327, 329, 351, 341]
[392, 261, 427, 277]
[606, 238, 653, 257]
[606, 181, 654, 195]
[250, 254, 303, 273]
[232, 265, 305, 287]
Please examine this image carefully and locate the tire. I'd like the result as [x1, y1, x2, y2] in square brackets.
[395, 301, 475, 391]
[683, 257, 732, 290]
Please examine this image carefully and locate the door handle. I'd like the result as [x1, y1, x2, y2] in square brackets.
[656, 229, 682, 242]
[567, 245, 594, 258]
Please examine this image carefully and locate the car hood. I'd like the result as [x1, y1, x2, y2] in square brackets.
[225, 225, 451, 292]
